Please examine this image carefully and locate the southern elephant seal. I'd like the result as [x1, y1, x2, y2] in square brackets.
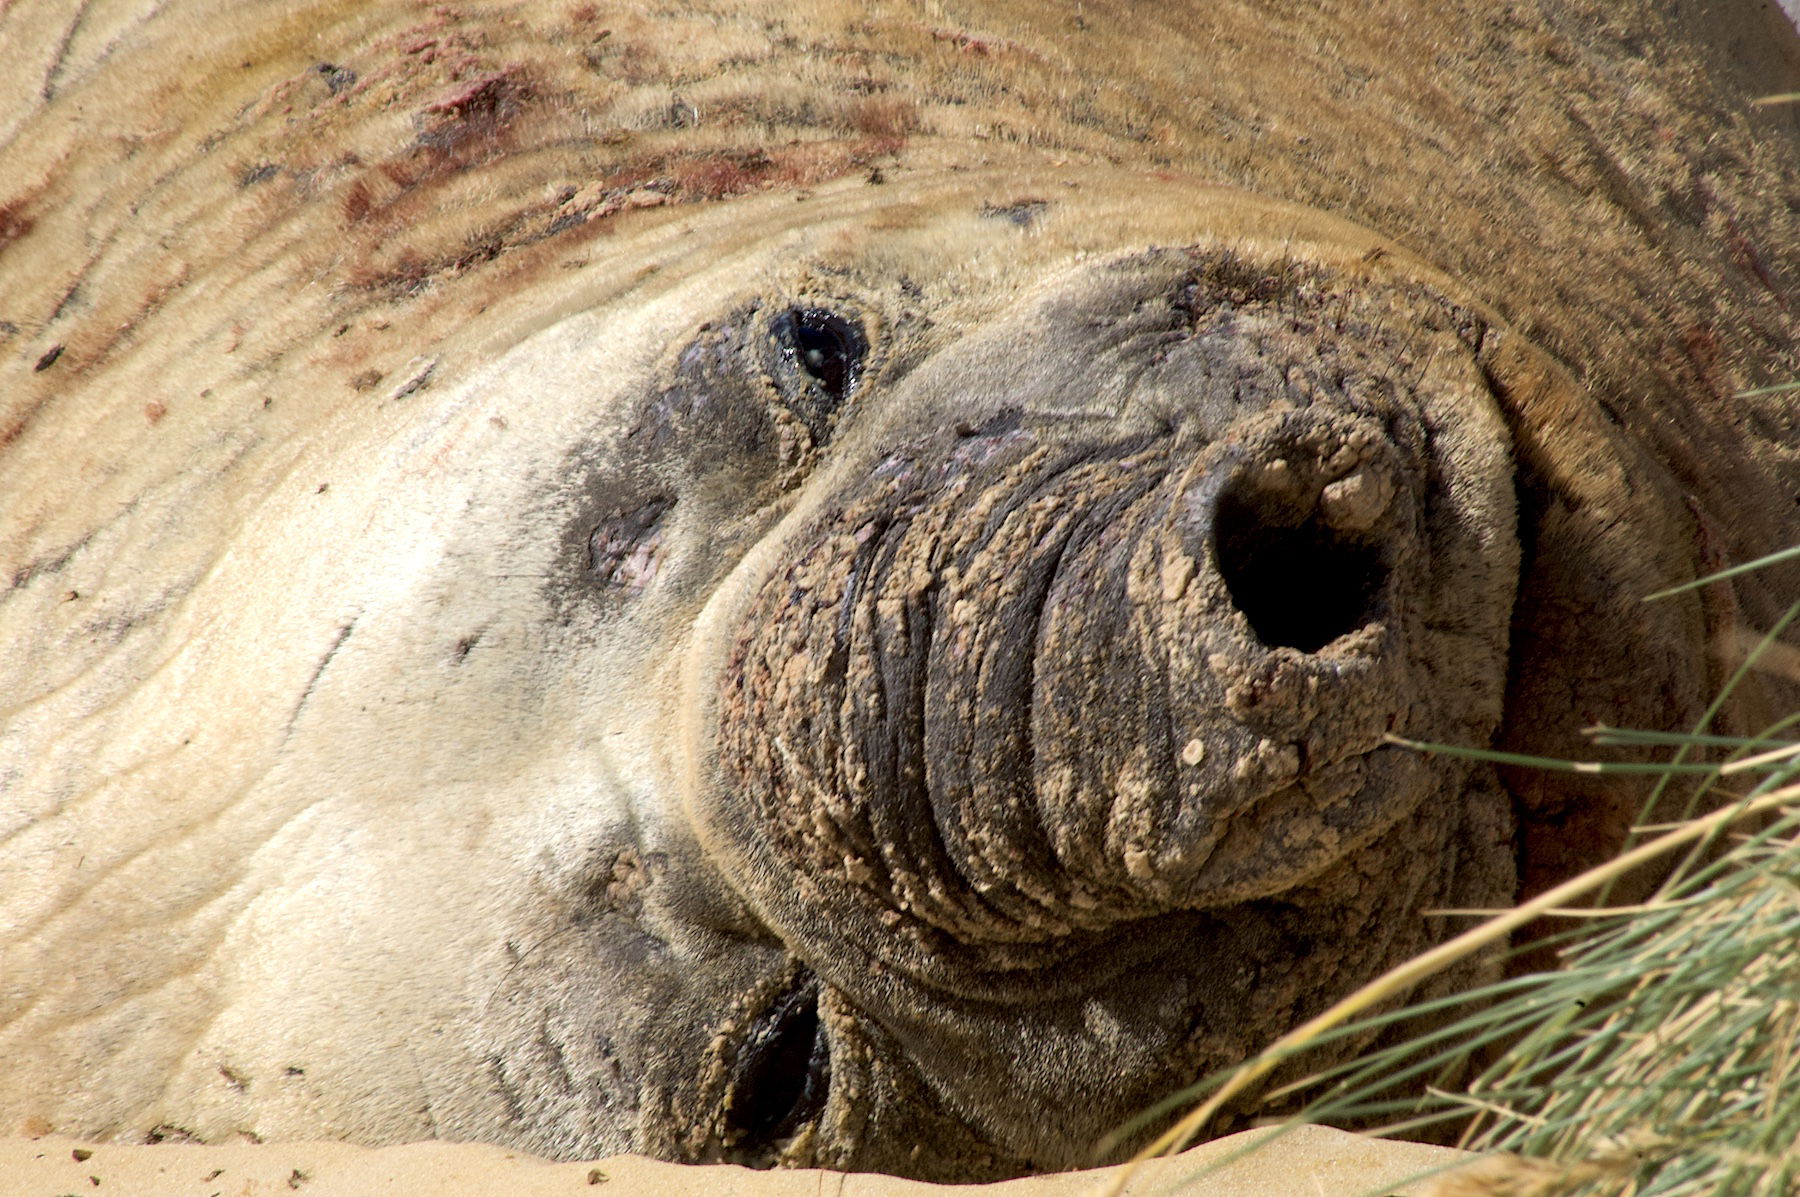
[2, 0, 1797, 1181]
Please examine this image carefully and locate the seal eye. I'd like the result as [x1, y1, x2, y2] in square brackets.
[723, 976, 830, 1159]
[794, 315, 856, 395]
[771, 308, 867, 441]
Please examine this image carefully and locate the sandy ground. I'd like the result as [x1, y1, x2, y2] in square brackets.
[0, 1126, 1471, 1196]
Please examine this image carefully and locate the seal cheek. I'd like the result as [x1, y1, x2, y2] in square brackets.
[549, 301, 875, 621]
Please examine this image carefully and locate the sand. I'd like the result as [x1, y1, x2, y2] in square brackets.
[0, 1125, 1471, 1196]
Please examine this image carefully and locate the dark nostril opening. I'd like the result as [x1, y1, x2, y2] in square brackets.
[1212, 473, 1388, 653]
[723, 976, 831, 1158]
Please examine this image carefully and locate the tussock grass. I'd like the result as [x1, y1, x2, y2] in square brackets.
[1112, 546, 1800, 1197]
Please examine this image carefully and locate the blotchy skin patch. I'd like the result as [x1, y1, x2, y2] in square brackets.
[590, 498, 673, 594]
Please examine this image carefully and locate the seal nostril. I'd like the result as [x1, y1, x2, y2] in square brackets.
[1212, 472, 1388, 653]
[723, 976, 830, 1158]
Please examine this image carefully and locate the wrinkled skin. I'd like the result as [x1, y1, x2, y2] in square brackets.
[687, 236, 1521, 1171]
[1, 0, 1798, 1182]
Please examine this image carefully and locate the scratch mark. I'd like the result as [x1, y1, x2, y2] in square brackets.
[286, 617, 357, 733]
[41, 0, 90, 101]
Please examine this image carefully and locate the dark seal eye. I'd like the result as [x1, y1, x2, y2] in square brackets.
[722, 975, 831, 1160]
[770, 308, 866, 442]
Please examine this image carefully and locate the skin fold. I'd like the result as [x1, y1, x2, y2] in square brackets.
[0, 0, 1796, 1181]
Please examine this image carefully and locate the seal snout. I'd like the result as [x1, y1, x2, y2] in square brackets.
[1107, 407, 1427, 904]
[717, 403, 1443, 957]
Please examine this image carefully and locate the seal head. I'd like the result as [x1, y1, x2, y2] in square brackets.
[528, 192, 1526, 1172]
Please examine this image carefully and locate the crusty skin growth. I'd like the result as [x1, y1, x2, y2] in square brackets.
[1, 0, 1797, 1180]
